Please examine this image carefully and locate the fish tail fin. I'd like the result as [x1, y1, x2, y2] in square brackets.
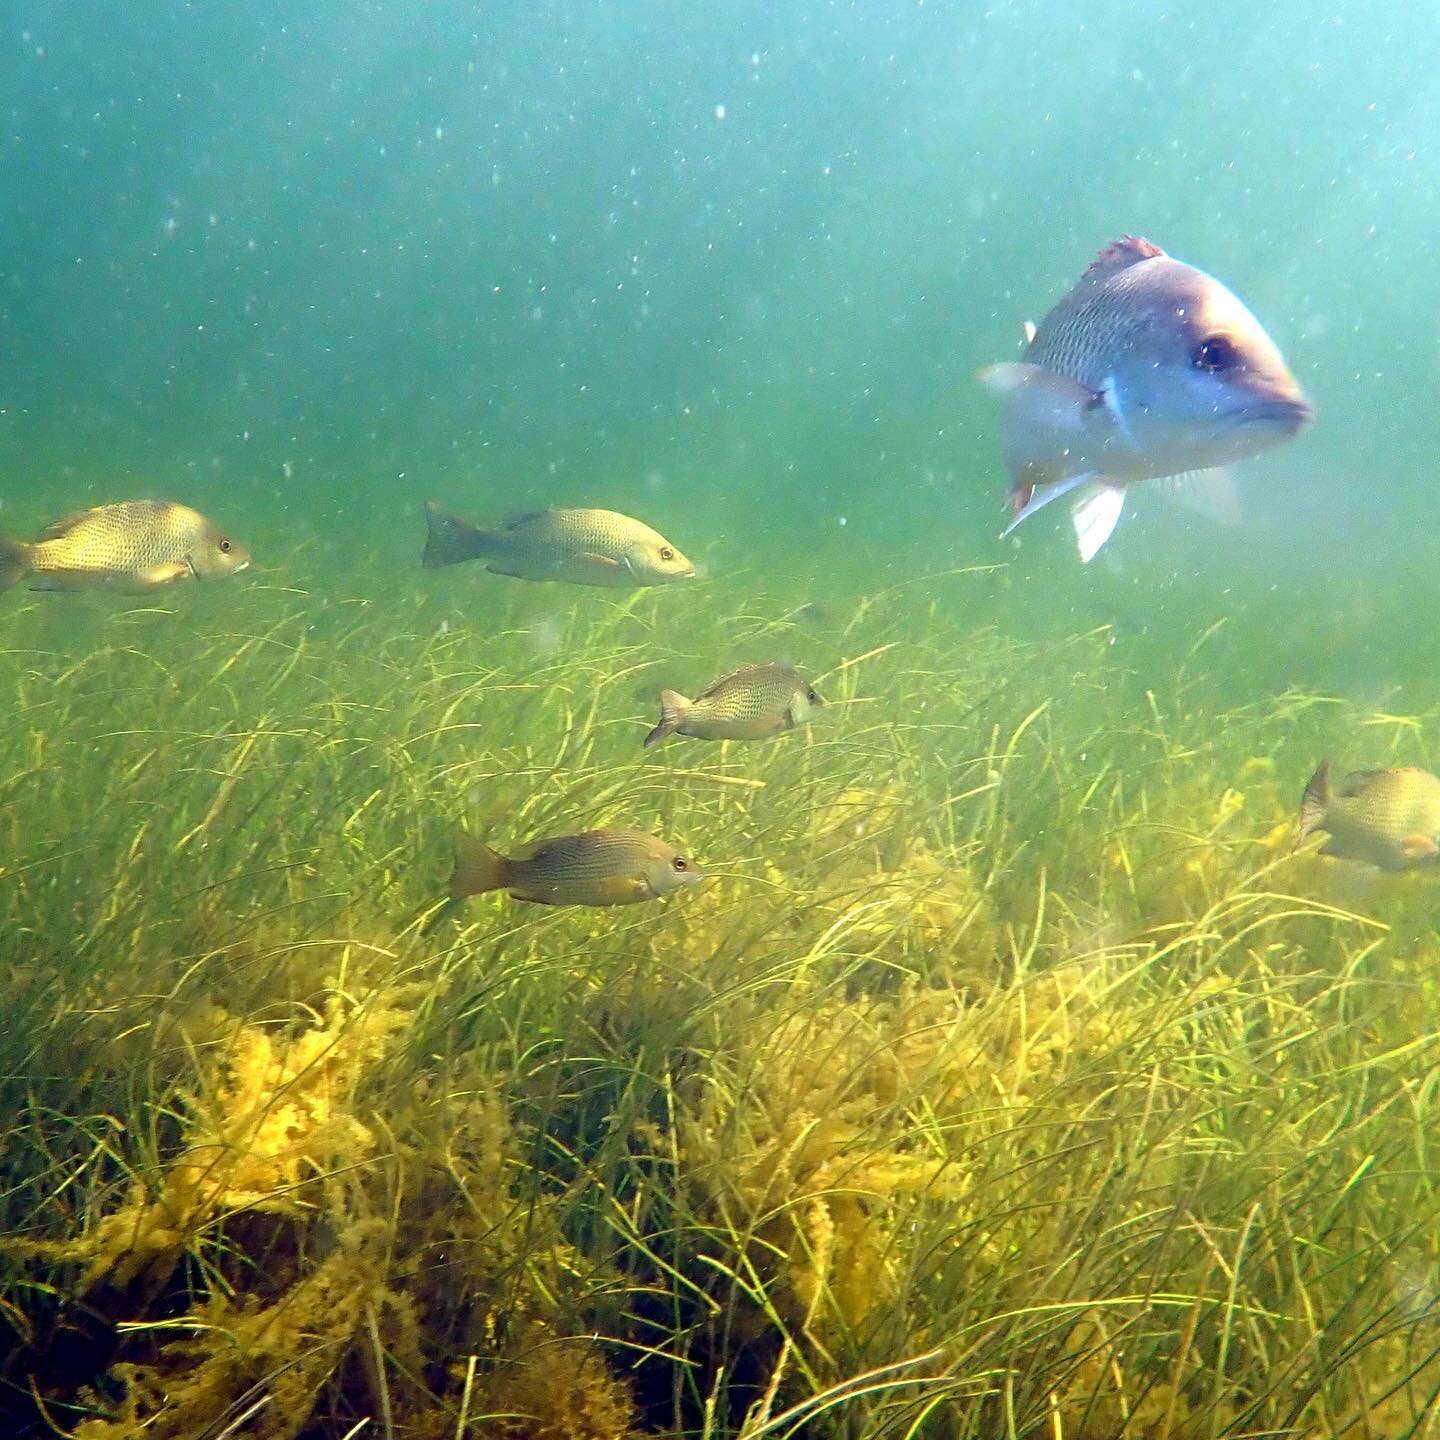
[644, 689, 690, 749]
[449, 829, 509, 899]
[422, 501, 490, 569]
[1071, 482, 1126, 563]
[1298, 760, 1332, 844]
[0, 536, 33, 593]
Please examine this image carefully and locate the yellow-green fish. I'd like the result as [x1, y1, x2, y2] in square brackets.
[1299, 760, 1440, 870]
[422, 500, 695, 587]
[644, 663, 822, 748]
[449, 826, 705, 906]
[0, 500, 251, 594]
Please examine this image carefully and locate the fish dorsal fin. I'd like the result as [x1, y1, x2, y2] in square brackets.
[1084, 235, 1166, 281]
[35, 508, 103, 542]
[1338, 768, 1391, 797]
[698, 663, 773, 698]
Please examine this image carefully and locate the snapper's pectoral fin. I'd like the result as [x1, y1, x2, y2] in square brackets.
[136, 563, 193, 591]
[1071, 483, 1126, 563]
[596, 874, 651, 904]
[575, 551, 622, 570]
[1400, 833, 1439, 862]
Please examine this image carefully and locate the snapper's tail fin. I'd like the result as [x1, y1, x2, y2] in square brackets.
[0, 536, 33, 593]
[644, 689, 690, 749]
[1298, 761, 1332, 846]
[450, 829, 509, 899]
[422, 501, 490, 569]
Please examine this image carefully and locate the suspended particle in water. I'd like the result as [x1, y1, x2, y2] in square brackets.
[714, 103, 726, 120]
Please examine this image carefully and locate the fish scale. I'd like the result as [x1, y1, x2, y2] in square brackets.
[1301, 762, 1440, 870]
[1026, 269, 1161, 389]
[0, 499, 250, 594]
[644, 662, 822, 747]
[977, 235, 1311, 563]
[422, 500, 694, 587]
[448, 825, 705, 907]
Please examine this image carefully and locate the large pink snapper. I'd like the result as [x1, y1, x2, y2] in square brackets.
[977, 236, 1312, 562]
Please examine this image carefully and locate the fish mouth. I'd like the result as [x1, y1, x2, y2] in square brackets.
[1235, 394, 1314, 432]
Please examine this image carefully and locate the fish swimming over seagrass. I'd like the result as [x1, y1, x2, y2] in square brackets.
[448, 826, 706, 906]
[644, 663, 823, 748]
[422, 500, 695, 587]
[0, 500, 251, 593]
[977, 236, 1312, 561]
[1299, 761, 1440, 871]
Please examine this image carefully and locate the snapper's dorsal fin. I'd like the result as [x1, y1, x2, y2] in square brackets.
[1084, 235, 1166, 281]
[35, 508, 99, 542]
[1338, 768, 1391, 797]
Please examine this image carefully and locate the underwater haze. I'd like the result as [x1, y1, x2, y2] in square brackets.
[5, 2, 1440, 1437]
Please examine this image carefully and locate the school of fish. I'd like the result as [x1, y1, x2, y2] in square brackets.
[5, 236, 1424, 912]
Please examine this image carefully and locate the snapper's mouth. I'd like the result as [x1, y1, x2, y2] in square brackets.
[1235, 394, 1314, 432]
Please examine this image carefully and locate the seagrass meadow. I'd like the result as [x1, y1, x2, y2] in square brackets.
[10, 1, 1440, 1434]
[2, 544, 1440, 1440]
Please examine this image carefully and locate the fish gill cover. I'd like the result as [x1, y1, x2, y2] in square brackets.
[2, 2, 1440, 1438]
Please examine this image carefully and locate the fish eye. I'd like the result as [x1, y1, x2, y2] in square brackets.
[1192, 335, 1239, 373]
[659, 546, 675, 561]
[807, 689, 819, 703]
[218, 538, 233, 553]
[672, 855, 688, 871]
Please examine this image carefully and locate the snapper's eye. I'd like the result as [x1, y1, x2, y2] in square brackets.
[807, 689, 819, 703]
[218, 538, 233, 553]
[672, 856, 688, 871]
[659, 546, 675, 561]
[1192, 335, 1239, 373]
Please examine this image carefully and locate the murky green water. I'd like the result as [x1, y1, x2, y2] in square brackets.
[4, 5, 1440, 1437]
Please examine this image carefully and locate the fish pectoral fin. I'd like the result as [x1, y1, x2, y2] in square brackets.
[596, 875, 650, 904]
[1071, 482, 1127, 563]
[575, 551, 623, 570]
[136, 562, 193, 590]
[1400, 833, 1439, 861]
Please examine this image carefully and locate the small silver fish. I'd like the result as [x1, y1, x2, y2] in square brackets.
[977, 236, 1312, 562]
[1300, 761, 1440, 870]
[422, 500, 695, 587]
[644, 663, 822, 748]
[449, 826, 705, 906]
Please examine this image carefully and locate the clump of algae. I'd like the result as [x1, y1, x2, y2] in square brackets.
[675, 961, 1113, 1360]
[475, 1326, 635, 1440]
[29, 983, 423, 1297]
[7, 947, 635, 1440]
